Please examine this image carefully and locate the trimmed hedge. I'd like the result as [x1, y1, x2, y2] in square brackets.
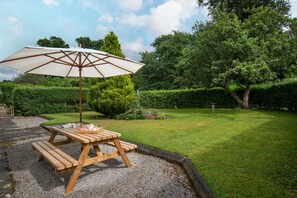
[13, 87, 91, 116]
[139, 88, 237, 108]
[3, 79, 296, 116]
[250, 81, 297, 111]
[0, 82, 18, 105]
[0, 92, 3, 104]
[139, 80, 297, 112]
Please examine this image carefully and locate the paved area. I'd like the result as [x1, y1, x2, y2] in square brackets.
[0, 117, 197, 197]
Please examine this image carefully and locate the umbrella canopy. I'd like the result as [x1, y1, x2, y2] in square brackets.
[0, 46, 144, 125]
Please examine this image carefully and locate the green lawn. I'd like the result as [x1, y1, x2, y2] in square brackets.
[44, 109, 297, 197]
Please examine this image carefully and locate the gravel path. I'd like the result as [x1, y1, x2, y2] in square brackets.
[11, 117, 48, 128]
[4, 117, 197, 197]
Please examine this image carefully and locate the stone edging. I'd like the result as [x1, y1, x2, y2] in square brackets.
[40, 124, 215, 198]
[136, 144, 215, 198]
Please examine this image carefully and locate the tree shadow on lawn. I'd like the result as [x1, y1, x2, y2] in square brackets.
[189, 113, 297, 198]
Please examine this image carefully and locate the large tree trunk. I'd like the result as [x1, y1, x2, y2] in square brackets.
[242, 85, 251, 109]
[223, 85, 251, 110]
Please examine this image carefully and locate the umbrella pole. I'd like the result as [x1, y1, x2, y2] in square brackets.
[79, 56, 83, 127]
[79, 67, 83, 127]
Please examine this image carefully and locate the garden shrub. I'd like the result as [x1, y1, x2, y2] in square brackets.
[12, 87, 90, 116]
[116, 98, 146, 120]
[88, 75, 135, 117]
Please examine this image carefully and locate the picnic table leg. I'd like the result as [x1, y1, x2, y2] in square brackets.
[48, 130, 58, 143]
[39, 130, 58, 162]
[65, 144, 91, 194]
[92, 145, 103, 156]
[113, 139, 132, 168]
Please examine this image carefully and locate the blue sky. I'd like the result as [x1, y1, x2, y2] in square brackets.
[0, 0, 296, 82]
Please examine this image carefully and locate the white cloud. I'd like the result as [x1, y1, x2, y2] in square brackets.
[119, 13, 148, 26]
[149, 1, 183, 35]
[119, 0, 199, 36]
[42, 0, 59, 6]
[81, 0, 101, 13]
[117, 0, 143, 11]
[7, 17, 23, 36]
[290, 0, 297, 17]
[122, 37, 154, 53]
[122, 37, 154, 60]
[96, 25, 110, 37]
[98, 14, 114, 23]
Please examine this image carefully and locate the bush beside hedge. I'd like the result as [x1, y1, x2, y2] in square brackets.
[139, 80, 297, 112]
[13, 87, 91, 116]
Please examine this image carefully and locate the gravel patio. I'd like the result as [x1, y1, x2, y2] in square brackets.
[0, 117, 197, 197]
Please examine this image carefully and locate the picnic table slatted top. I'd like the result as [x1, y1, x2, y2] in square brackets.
[51, 127, 121, 143]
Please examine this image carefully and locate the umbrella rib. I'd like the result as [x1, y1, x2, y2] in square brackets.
[95, 52, 141, 64]
[61, 51, 80, 67]
[45, 52, 77, 66]
[89, 54, 134, 74]
[0, 51, 65, 64]
[84, 55, 105, 78]
[25, 51, 77, 73]
[81, 53, 90, 66]
[66, 52, 81, 77]
[83, 56, 109, 67]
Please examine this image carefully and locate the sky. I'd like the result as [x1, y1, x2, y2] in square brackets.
[0, 0, 296, 82]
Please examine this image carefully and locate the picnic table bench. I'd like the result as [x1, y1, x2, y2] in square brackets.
[32, 126, 136, 194]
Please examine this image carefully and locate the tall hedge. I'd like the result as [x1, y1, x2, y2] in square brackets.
[139, 88, 237, 108]
[0, 82, 18, 105]
[139, 80, 297, 112]
[13, 87, 90, 116]
[249, 81, 297, 111]
[0, 92, 3, 104]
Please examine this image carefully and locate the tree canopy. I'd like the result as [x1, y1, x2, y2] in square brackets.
[135, 31, 194, 90]
[100, 31, 125, 57]
[179, 7, 296, 109]
[37, 36, 69, 48]
[75, 36, 103, 50]
[197, 0, 291, 20]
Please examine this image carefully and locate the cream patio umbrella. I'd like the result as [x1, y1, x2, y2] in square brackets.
[0, 46, 144, 125]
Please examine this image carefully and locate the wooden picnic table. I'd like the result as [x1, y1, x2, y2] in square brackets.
[32, 126, 136, 194]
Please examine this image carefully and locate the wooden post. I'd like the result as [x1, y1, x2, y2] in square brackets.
[211, 103, 216, 113]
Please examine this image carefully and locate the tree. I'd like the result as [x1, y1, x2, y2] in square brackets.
[135, 31, 194, 90]
[197, 0, 290, 20]
[87, 32, 135, 116]
[242, 7, 296, 79]
[37, 36, 69, 48]
[179, 8, 296, 109]
[75, 36, 103, 50]
[100, 32, 125, 57]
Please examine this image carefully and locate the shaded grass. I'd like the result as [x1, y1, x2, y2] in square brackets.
[43, 109, 297, 197]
